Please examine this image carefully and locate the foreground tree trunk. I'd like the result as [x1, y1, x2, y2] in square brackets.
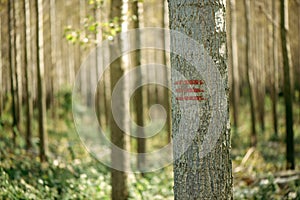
[280, 0, 295, 170]
[169, 1, 233, 199]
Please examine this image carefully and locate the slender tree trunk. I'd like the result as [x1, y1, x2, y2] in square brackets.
[129, 0, 146, 174]
[12, 0, 21, 132]
[244, 0, 257, 147]
[8, 0, 18, 145]
[110, 0, 129, 199]
[35, 0, 48, 162]
[169, 1, 233, 199]
[229, 0, 239, 131]
[42, 0, 53, 110]
[23, 0, 33, 150]
[161, 0, 171, 143]
[257, 26, 265, 132]
[50, 0, 57, 121]
[280, 0, 295, 170]
[0, 13, 3, 118]
[271, 0, 279, 138]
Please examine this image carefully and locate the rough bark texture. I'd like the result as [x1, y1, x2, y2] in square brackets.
[168, 1, 233, 199]
[110, 0, 129, 199]
[280, 0, 295, 170]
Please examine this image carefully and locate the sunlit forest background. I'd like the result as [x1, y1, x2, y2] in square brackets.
[0, 0, 300, 199]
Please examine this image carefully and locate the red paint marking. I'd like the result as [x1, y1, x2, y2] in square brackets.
[175, 80, 204, 85]
[175, 80, 206, 101]
[176, 96, 206, 101]
[176, 88, 205, 93]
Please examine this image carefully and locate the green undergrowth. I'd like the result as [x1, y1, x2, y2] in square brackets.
[0, 91, 300, 199]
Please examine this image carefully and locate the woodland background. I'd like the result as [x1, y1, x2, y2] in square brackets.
[0, 0, 300, 199]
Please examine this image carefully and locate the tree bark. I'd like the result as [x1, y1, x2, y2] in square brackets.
[110, 0, 129, 199]
[35, 0, 48, 162]
[271, 0, 279, 138]
[13, 0, 22, 131]
[280, 0, 295, 170]
[129, 0, 146, 174]
[169, 1, 233, 199]
[229, 0, 239, 131]
[161, 0, 172, 143]
[7, 0, 18, 145]
[23, 0, 33, 150]
[244, 0, 257, 146]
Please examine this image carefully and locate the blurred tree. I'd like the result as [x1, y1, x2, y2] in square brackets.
[161, 0, 171, 143]
[280, 0, 295, 170]
[35, 0, 48, 162]
[169, 0, 232, 199]
[244, 0, 257, 146]
[109, 0, 130, 199]
[129, 0, 146, 174]
[23, 0, 33, 150]
[271, 0, 279, 138]
[13, 0, 22, 131]
[229, 0, 240, 131]
[0, 14, 2, 118]
[7, 0, 18, 145]
[255, 4, 266, 132]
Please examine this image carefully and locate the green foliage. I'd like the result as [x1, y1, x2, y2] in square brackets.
[64, 0, 122, 46]
[1, 89, 300, 199]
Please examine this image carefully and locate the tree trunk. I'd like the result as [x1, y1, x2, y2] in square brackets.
[23, 0, 33, 150]
[161, 0, 172, 143]
[0, 15, 2, 118]
[13, 0, 22, 131]
[271, 0, 279, 138]
[169, 1, 233, 199]
[229, 0, 239, 131]
[280, 0, 295, 170]
[129, 0, 146, 174]
[35, 0, 48, 162]
[244, 0, 257, 147]
[7, 0, 18, 145]
[110, 0, 129, 199]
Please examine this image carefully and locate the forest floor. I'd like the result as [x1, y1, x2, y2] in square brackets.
[0, 94, 300, 199]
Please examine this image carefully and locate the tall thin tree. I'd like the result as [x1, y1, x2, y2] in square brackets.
[110, 0, 130, 199]
[23, 0, 33, 149]
[244, 0, 257, 146]
[129, 0, 146, 173]
[35, 0, 48, 162]
[7, 0, 18, 145]
[280, 0, 295, 170]
[229, 0, 240, 131]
